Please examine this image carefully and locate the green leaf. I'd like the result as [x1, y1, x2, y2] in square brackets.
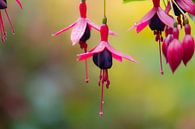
[189, 13, 195, 22]
[193, 0, 195, 3]
[123, 0, 146, 3]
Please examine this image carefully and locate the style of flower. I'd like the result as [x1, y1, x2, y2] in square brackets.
[52, 0, 115, 83]
[129, 0, 174, 75]
[78, 18, 136, 117]
[0, 0, 22, 42]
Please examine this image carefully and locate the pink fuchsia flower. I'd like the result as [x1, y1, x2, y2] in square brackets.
[129, 0, 174, 75]
[162, 27, 174, 63]
[165, 0, 195, 27]
[78, 18, 136, 117]
[167, 25, 184, 73]
[0, 0, 22, 42]
[182, 21, 195, 66]
[166, 0, 195, 16]
[129, 0, 174, 34]
[52, 0, 116, 83]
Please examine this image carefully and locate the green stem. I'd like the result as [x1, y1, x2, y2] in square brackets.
[104, 0, 106, 17]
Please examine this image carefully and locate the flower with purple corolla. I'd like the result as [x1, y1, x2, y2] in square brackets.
[78, 18, 136, 117]
[52, 0, 116, 83]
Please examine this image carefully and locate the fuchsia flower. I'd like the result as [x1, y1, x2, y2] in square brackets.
[166, 0, 195, 27]
[78, 18, 136, 117]
[182, 21, 195, 66]
[129, 0, 174, 34]
[0, 0, 22, 42]
[52, 0, 115, 83]
[166, 25, 184, 73]
[129, 0, 174, 75]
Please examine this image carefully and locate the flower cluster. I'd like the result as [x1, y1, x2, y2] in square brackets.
[53, 0, 136, 117]
[130, 0, 195, 74]
[0, 0, 22, 42]
[52, 0, 115, 83]
[78, 18, 136, 116]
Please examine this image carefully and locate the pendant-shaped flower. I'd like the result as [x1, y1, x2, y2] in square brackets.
[129, 0, 174, 33]
[162, 27, 174, 63]
[52, 0, 116, 83]
[167, 26, 184, 73]
[78, 19, 136, 117]
[182, 21, 195, 66]
[0, 0, 22, 42]
[166, 0, 195, 27]
[129, 0, 174, 75]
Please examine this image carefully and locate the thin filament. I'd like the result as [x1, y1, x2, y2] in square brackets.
[159, 40, 164, 75]
[5, 10, 15, 34]
[84, 48, 89, 83]
[99, 70, 105, 117]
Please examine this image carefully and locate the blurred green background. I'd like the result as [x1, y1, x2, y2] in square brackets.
[0, 0, 195, 129]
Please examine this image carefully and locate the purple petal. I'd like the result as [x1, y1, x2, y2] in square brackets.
[157, 7, 174, 28]
[129, 7, 157, 33]
[71, 18, 87, 45]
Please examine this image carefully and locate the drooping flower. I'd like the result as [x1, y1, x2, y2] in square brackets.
[162, 27, 174, 63]
[78, 18, 136, 117]
[52, 0, 116, 83]
[0, 0, 22, 42]
[129, 0, 174, 34]
[167, 25, 184, 73]
[129, 0, 174, 75]
[182, 19, 195, 66]
[165, 0, 195, 27]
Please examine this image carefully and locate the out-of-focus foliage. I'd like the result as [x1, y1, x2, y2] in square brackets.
[0, 0, 195, 129]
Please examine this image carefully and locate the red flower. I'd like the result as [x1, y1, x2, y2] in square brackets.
[52, 1, 116, 83]
[78, 19, 136, 117]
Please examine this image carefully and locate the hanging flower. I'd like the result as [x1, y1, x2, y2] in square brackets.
[129, 0, 174, 75]
[78, 18, 136, 117]
[52, 0, 116, 83]
[165, 0, 195, 27]
[162, 26, 174, 63]
[167, 24, 184, 73]
[0, 0, 22, 42]
[129, 0, 174, 34]
[182, 19, 195, 66]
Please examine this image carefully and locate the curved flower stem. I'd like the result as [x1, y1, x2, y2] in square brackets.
[159, 40, 164, 75]
[172, 0, 186, 17]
